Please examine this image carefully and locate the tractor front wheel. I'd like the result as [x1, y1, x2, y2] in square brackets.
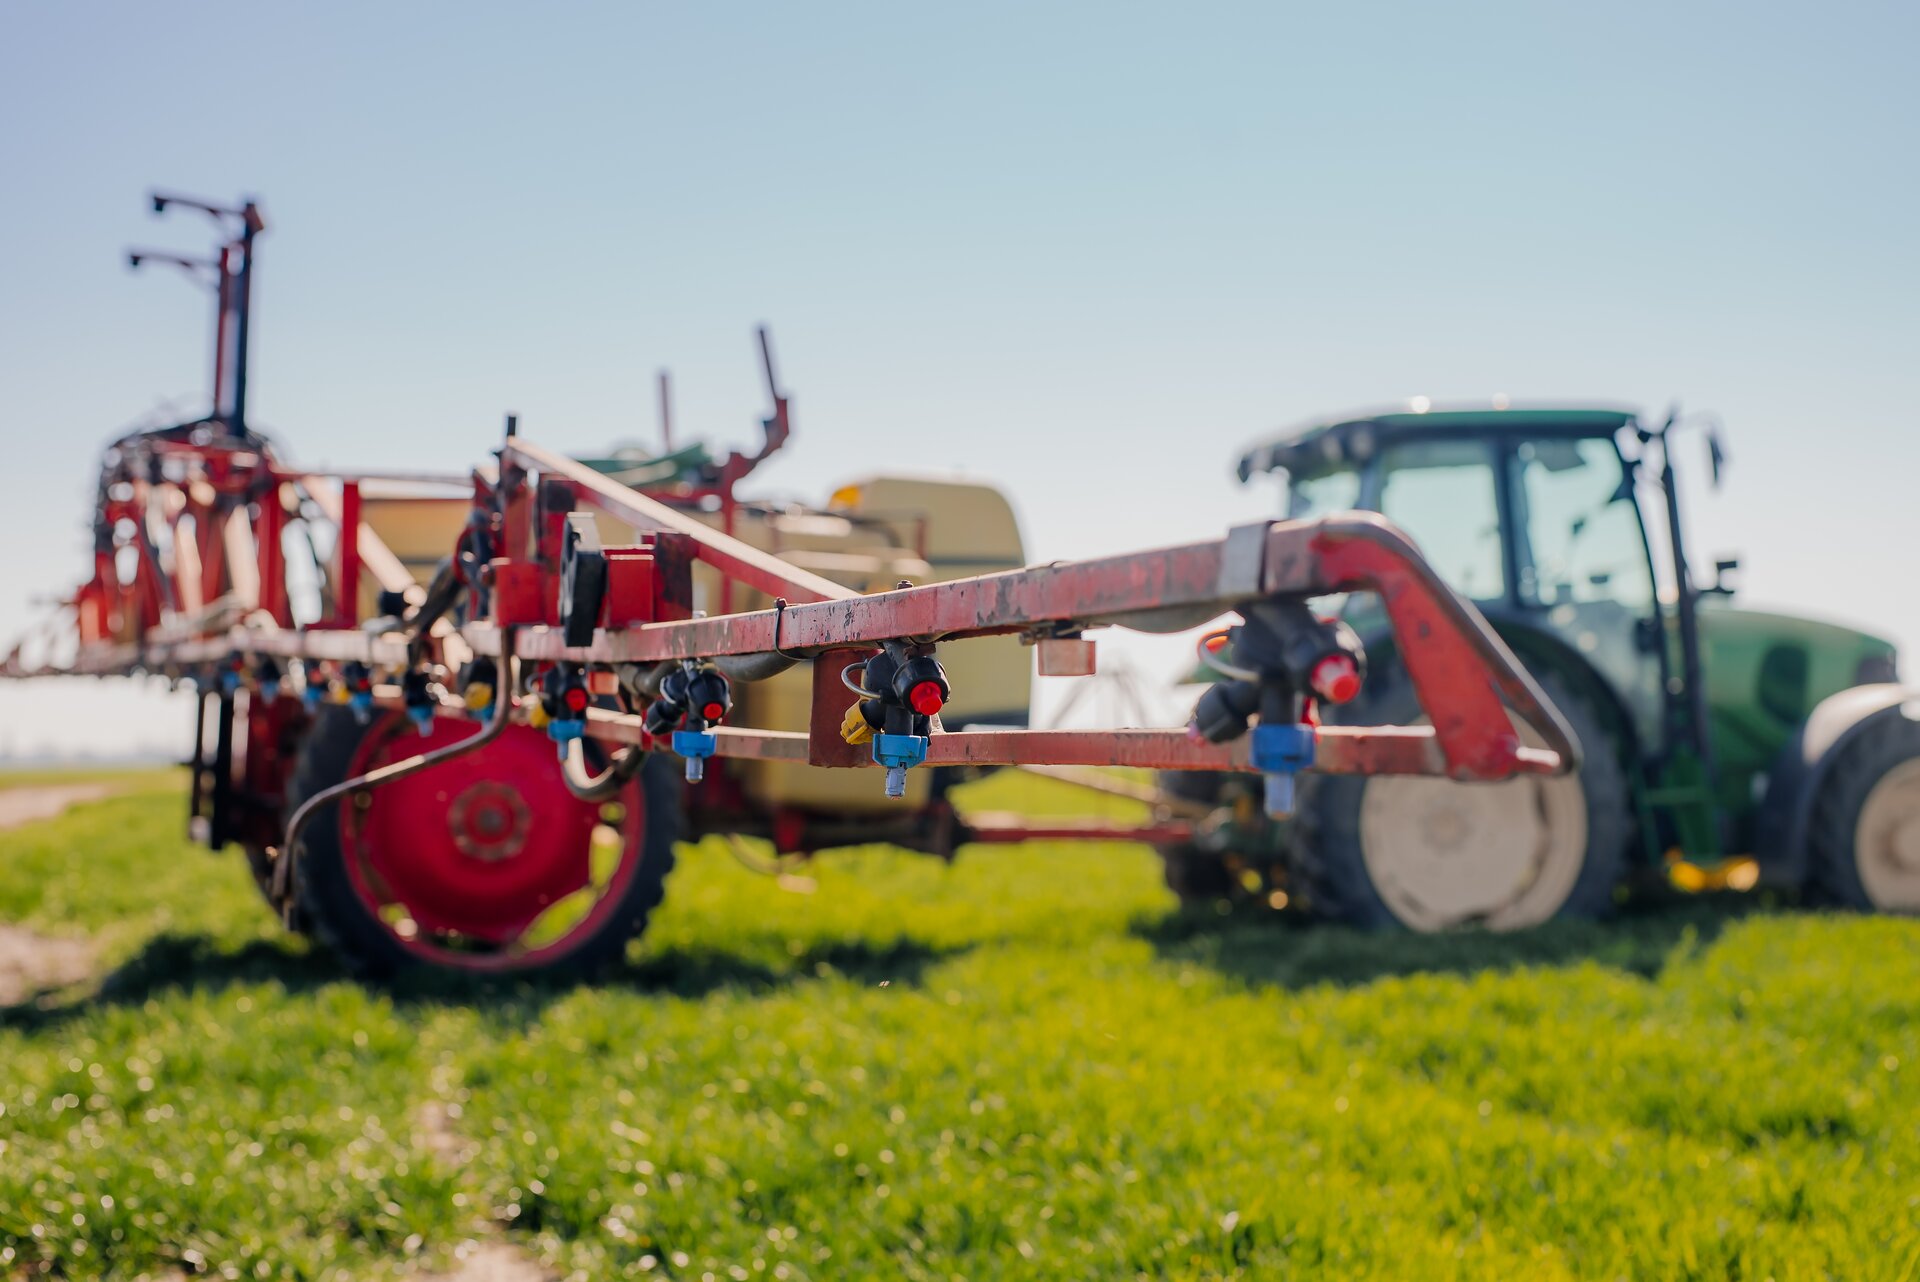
[285, 706, 679, 978]
[1808, 711, 1920, 913]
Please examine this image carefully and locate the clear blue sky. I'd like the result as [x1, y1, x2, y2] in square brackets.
[2, 2, 1916, 755]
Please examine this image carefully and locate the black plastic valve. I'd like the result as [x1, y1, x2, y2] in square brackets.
[683, 669, 732, 730]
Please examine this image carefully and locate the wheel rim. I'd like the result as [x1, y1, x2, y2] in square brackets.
[337, 714, 648, 970]
[1853, 757, 1920, 912]
[1357, 716, 1588, 930]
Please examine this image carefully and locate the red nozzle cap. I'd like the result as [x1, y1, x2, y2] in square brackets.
[1310, 655, 1361, 704]
[908, 680, 945, 716]
[702, 701, 725, 720]
[564, 687, 589, 712]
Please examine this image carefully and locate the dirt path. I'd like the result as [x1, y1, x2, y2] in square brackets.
[0, 782, 113, 830]
[412, 1085, 553, 1280]
[418, 1244, 554, 1281]
[0, 926, 94, 1005]
[0, 784, 115, 1004]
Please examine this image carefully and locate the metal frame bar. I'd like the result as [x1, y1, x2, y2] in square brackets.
[22, 432, 1575, 789]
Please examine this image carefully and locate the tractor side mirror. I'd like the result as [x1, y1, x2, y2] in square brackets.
[1706, 557, 1740, 596]
[1707, 429, 1728, 490]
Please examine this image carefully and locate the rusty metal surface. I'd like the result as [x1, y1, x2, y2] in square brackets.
[460, 535, 1231, 666]
[1015, 763, 1212, 814]
[961, 813, 1196, 845]
[916, 725, 1485, 776]
[1034, 637, 1097, 677]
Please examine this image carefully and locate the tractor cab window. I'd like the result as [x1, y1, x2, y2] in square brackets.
[1509, 437, 1655, 613]
[1286, 467, 1361, 520]
[1374, 439, 1506, 602]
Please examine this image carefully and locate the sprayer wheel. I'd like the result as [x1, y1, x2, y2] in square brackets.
[284, 706, 678, 978]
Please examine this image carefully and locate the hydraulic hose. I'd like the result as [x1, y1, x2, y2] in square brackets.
[560, 734, 649, 803]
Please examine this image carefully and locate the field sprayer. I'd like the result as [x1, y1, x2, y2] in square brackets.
[1156, 403, 1920, 932]
[3, 194, 1581, 978]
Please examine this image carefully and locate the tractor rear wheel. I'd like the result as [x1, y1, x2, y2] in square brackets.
[1807, 711, 1920, 913]
[1292, 670, 1628, 931]
[286, 706, 679, 978]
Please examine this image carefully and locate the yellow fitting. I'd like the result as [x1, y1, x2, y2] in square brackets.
[841, 700, 875, 745]
[1668, 855, 1760, 893]
[326, 685, 350, 705]
[527, 701, 551, 729]
[463, 683, 495, 712]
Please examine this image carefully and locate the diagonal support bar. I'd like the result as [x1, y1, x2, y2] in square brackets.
[502, 438, 855, 605]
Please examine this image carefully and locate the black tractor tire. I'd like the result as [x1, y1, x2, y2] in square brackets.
[285, 706, 680, 979]
[1291, 668, 1630, 931]
[1806, 711, 1920, 913]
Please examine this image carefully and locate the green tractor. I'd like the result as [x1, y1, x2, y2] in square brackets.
[1160, 402, 1920, 930]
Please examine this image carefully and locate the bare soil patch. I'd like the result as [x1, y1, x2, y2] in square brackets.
[0, 782, 113, 830]
[0, 784, 117, 1003]
[0, 924, 95, 1004]
[418, 1243, 554, 1281]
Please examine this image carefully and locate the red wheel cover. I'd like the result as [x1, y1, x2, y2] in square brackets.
[338, 716, 640, 945]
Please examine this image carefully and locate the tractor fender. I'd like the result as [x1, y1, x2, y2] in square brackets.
[1358, 618, 1643, 763]
[1755, 683, 1920, 886]
[1493, 627, 1645, 760]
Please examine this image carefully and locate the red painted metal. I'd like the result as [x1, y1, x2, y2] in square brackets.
[335, 481, 362, 626]
[601, 545, 657, 627]
[256, 482, 291, 627]
[475, 537, 1229, 664]
[240, 691, 302, 847]
[808, 652, 874, 767]
[489, 559, 548, 626]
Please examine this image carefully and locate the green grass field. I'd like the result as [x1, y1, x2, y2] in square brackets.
[2, 769, 1918, 1281]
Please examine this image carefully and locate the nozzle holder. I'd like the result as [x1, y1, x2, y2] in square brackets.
[853, 644, 948, 797]
[401, 669, 437, 737]
[671, 727, 718, 783]
[547, 717, 586, 759]
[1250, 721, 1316, 816]
[872, 731, 930, 799]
